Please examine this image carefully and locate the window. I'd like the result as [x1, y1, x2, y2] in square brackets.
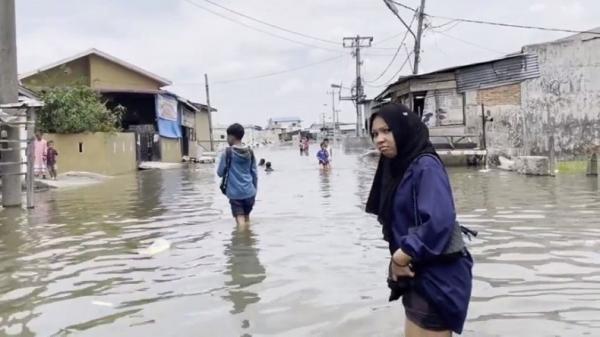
[78, 142, 84, 153]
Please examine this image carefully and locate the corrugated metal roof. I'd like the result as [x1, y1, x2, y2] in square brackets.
[374, 53, 539, 100]
[455, 54, 540, 92]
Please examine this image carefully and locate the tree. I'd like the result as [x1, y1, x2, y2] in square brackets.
[38, 86, 124, 134]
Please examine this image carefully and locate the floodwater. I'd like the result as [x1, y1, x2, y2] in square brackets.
[1, 146, 599, 337]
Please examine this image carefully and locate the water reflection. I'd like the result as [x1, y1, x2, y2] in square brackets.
[319, 169, 331, 199]
[223, 226, 266, 315]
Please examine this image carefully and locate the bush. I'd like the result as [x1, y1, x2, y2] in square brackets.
[38, 86, 124, 134]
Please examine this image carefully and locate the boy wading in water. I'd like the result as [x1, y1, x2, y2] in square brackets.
[316, 142, 331, 170]
[217, 124, 258, 229]
[46, 140, 59, 180]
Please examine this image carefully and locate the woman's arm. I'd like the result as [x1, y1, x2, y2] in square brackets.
[397, 160, 457, 263]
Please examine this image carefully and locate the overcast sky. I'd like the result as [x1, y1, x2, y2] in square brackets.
[15, 0, 599, 127]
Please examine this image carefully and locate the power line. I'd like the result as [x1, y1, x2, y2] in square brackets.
[373, 32, 405, 46]
[388, 0, 600, 36]
[176, 55, 345, 85]
[198, 0, 341, 46]
[183, 0, 341, 53]
[430, 30, 508, 55]
[427, 14, 600, 36]
[365, 50, 414, 88]
[366, 13, 416, 83]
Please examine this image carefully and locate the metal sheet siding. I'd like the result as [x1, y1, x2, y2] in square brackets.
[456, 54, 540, 92]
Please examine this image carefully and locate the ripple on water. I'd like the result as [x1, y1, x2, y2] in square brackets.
[0, 150, 598, 336]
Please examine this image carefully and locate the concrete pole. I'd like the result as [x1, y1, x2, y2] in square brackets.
[355, 38, 362, 137]
[26, 108, 35, 208]
[413, 0, 426, 75]
[204, 74, 214, 152]
[0, 0, 22, 207]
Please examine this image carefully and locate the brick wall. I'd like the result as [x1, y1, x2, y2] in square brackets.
[477, 83, 521, 106]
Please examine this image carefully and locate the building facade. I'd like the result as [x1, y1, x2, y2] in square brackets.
[375, 29, 600, 161]
[20, 49, 214, 165]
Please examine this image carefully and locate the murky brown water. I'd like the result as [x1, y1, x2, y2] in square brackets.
[1, 146, 599, 337]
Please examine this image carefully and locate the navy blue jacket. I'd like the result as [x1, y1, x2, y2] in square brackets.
[391, 155, 473, 334]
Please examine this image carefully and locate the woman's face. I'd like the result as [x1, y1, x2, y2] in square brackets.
[371, 116, 397, 158]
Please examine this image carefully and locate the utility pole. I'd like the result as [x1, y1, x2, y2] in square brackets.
[343, 35, 372, 137]
[0, 0, 21, 207]
[413, 0, 426, 75]
[326, 90, 337, 132]
[204, 74, 214, 152]
[383, 0, 426, 75]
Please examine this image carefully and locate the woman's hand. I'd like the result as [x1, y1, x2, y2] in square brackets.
[392, 248, 413, 267]
[390, 249, 415, 281]
[390, 261, 415, 281]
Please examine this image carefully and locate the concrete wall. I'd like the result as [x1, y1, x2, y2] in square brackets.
[522, 36, 600, 159]
[474, 83, 526, 157]
[160, 137, 182, 163]
[45, 132, 136, 176]
[89, 55, 162, 92]
[195, 110, 212, 152]
[21, 57, 90, 90]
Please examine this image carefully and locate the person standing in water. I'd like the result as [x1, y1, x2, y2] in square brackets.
[46, 140, 59, 180]
[366, 103, 473, 337]
[323, 138, 332, 159]
[316, 142, 330, 170]
[33, 131, 48, 179]
[217, 124, 258, 229]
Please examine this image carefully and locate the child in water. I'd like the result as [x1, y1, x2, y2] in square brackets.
[316, 142, 330, 169]
[265, 162, 274, 172]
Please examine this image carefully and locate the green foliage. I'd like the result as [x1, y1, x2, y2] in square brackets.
[38, 86, 124, 134]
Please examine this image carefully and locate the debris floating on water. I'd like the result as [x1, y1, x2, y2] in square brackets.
[138, 238, 171, 256]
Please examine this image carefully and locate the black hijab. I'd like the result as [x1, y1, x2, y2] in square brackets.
[365, 103, 439, 242]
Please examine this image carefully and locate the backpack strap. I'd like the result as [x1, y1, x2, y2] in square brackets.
[224, 147, 232, 174]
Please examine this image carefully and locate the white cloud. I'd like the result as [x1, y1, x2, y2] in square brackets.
[529, 3, 547, 12]
[275, 78, 305, 96]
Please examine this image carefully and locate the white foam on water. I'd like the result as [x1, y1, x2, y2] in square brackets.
[494, 214, 546, 219]
[92, 300, 114, 307]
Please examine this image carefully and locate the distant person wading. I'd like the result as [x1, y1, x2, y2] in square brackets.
[218, 124, 258, 229]
[366, 103, 473, 337]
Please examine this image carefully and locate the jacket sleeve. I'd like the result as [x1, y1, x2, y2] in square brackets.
[217, 152, 226, 177]
[398, 161, 456, 262]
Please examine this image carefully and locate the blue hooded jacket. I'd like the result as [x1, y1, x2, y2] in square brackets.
[217, 145, 257, 200]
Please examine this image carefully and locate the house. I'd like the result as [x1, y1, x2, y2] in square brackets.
[0, 86, 42, 179]
[20, 48, 214, 164]
[266, 117, 302, 132]
[266, 117, 302, 142]
[375, 29, 600, 162]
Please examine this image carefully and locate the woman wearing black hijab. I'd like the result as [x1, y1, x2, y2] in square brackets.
[366, 103, 473, 336]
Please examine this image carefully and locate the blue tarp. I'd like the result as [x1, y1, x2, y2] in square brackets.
[155, 94, 182, 139]
[157, 117, 182, 138]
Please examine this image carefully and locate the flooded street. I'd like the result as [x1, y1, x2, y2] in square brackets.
[1, 146, 599, 337]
